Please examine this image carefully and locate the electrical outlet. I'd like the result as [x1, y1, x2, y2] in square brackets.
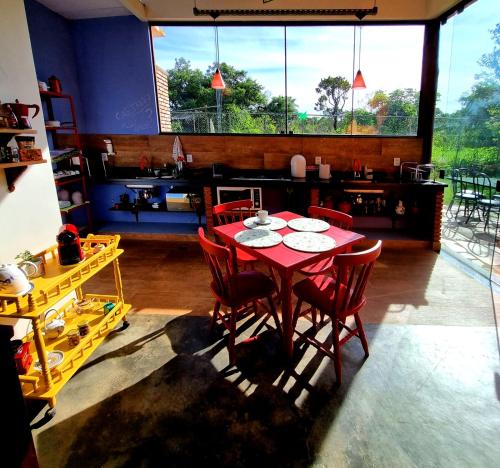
[315, 156, 321, 165]
[393, 157, 401, 167]
[186, 154, 193, 163]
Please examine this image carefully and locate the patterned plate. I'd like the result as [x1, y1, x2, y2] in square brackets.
[34, 350, 64, 372]
[243, 216, 288, 231]
[287, 217, 330, 233]
[234, 229, 283, 248]
[283, 232, 336, 253]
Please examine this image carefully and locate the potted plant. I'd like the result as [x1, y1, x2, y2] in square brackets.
[15, 250, 44, 278]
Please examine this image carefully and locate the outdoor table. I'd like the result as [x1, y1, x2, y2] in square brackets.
[213, 211, 365, 358]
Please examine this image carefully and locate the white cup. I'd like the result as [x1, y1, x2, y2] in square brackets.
[257, 210, 268, 223]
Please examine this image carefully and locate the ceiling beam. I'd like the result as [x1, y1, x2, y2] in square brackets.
[119, 0, 147, 21]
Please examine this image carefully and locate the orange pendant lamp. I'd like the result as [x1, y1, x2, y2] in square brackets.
[352, 26, 366, 89]
[211, 25, 226, 90]
[211, 68, 225, 90]
[353, 70, 366, 89]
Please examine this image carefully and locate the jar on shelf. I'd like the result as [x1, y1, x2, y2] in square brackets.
[77, 320, 90, 337]
[67, 329, 80, 347]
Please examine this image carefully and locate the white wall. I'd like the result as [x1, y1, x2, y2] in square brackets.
[0, 0, 61, 262]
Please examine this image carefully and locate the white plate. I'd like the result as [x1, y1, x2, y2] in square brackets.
[287, 217, 330, 233]
[34, 350, 64, 372]
[283, 232, 336, 253]
[234, 229, 283, 248]
[243, 216, 288, 231]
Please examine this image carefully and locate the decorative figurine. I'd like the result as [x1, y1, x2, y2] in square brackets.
[395, 200, 405, 216]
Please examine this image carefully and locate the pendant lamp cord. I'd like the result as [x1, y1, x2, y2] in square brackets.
[351, 26, 356, 134]
[214, 24, 220, 68]
[358, 26, 362, 71]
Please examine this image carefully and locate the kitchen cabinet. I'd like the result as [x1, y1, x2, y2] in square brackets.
[0, 234, 130, 415]
[315, 181, 445, 251]
[39, 91, 92, 232]
[0, 129, 46, 192]
[90, 179, 204, 235]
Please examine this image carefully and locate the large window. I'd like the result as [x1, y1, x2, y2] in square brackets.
[151, 24, 425, 136]
[432, 0, 499, 176]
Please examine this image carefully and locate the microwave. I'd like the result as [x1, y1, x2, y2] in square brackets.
[216, 186, 262, 209]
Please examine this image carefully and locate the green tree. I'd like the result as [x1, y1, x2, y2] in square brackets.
[264, 96, 298, 132]
[459, 81, 500, 147]
[368, 90, 389, 131]
[206, 62, 268, 110]
[380, 89, 419, 135]
[314, 76, 351, 130]
[478, 23, 499, 80]
[167, 58, 212, 111]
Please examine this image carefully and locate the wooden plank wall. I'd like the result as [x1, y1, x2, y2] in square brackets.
[66, 134, 423, 174]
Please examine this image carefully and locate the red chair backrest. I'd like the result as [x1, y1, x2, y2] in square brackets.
[198, 227, 235, 298]
[308, 206, 353, 230]
[213, 199, 256, 225]
[331, 240, 382, 318]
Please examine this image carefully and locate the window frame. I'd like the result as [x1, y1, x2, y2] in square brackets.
[149, 20, 434, 139]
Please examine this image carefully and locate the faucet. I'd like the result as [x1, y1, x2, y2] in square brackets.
[399, 161, 418, 180]
[415, 163, 435, 181]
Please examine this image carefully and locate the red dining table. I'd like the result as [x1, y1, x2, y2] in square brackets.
[213, 211, 365, 358]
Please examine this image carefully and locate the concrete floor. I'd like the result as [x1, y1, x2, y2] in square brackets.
[31, 241, 500, 467]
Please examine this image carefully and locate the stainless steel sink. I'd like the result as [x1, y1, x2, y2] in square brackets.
[230, 176, 292, 182]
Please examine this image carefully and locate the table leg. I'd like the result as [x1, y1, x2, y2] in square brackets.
[279, 270, 294, 358]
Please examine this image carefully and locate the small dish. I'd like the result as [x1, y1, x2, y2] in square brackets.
[34, 350, 64, 372]
[17, 282, 34, 296]
[255, 218, 271, 225]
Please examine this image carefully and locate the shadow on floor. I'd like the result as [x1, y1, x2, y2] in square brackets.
[34, 311, 371, 467]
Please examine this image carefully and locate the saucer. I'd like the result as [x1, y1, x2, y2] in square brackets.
[255, 218, 271, 225]
[18, 282, 35, 296]
[34, 350, 64, 372]
[2, 282, 35, 296]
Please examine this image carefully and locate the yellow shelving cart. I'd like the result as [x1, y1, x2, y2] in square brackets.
[0, 234, 131, 416]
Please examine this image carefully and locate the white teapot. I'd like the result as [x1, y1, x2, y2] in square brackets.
[44, 309, 66, 339]
[0, 263, 34, 295]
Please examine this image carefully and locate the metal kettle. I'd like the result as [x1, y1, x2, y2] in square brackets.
[5, 99, 40, 129]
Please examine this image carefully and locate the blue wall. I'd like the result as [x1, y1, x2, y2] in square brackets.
[24, 0, 84, 128]
[25, 2, 159, 135]
[72, 16, 159, 134]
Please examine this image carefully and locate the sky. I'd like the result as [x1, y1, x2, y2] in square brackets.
[152, 0, 498, 114]
[437, 0, 499, 113]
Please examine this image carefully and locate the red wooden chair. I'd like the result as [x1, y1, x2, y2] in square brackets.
[213, 199, 258, 269]
[198, 227, 280, 365]
[292, 240, 382, 385]
[214, 199, 281, 296]
[298, 206, 353, 277]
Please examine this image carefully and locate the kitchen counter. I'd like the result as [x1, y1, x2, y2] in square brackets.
[103, 166, 447, 190]
[91, 167, 446, 250]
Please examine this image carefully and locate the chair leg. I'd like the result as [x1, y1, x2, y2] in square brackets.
[354, 313, 369, 357]
[228, 307, 237, 365]
[292, 299, 303, 329]
[455, 198, 463, 219]
[268, 266, 281, 301]
[311, 307, 317, 330]
[446, 196, 455, 214]
[332, 319, 342, 385]
[210, 301, 221, 333]
[267, 295, 282, 336]
[484, 205, 491, 231]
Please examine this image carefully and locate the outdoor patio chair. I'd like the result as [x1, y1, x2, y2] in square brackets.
[447, 168, 478, 220]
